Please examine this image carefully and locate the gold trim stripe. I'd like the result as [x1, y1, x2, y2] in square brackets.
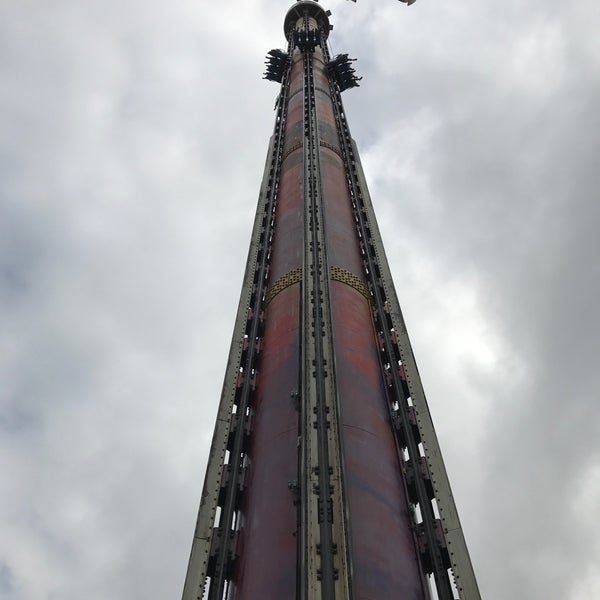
[330, 266, 371, 302]
[263, 267, 303, 306]
[263, 266, 371, 307]
[282, 141, 303, 162]
[319, 139, 342, 158]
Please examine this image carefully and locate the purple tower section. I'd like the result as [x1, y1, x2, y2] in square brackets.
[182, 3, 480, 600]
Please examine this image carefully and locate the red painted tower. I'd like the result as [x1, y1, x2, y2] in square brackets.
[183, 2, 480, 599]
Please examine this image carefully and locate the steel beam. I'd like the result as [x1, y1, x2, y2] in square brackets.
[298, 9, 351, 598]
[182, 134, 275, 600]
[183, 55, 291, 599]
[351, 141, 481, 600]
[184, 3, 481, 599]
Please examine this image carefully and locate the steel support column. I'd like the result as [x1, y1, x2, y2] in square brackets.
[183, 3, 481, 599]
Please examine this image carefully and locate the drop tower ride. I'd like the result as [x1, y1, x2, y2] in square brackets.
[183, 2, 480, 599]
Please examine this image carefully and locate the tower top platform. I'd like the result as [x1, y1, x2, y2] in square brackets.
[284, 1, 332, 40]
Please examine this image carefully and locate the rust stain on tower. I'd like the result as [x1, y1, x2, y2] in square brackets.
[183, 2, 480, 599]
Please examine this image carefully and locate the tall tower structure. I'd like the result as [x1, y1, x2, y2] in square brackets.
[183, 2, 480, 599]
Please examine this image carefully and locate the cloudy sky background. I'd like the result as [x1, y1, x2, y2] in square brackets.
[1, 0, 599, 598]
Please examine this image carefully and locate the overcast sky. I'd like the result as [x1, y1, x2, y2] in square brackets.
[1, 0, 599, 598]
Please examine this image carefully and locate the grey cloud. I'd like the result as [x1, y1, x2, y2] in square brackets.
[1, 0, 599, 599]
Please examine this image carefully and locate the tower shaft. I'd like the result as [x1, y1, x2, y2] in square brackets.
[183, 3, 480, 599]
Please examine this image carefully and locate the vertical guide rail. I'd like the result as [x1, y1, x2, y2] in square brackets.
[351, 142, 481, 600]
[332, 77, 454, 600]
[315, 30, 356, 600]
[299, 10, 352, 599]
[182, 50, 292, 600]
[326, 53, 480, 599]
[302, 41, 337, 600]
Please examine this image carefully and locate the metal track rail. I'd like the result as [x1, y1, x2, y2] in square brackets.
[303, 43, 337, 599]
[325, 46, 461, 600]
[350, 140, 481, 600]
[299, 16, 351, 598]
[183, 43, 292, 600]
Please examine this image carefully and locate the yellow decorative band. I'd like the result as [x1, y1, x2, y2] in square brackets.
[319, 139, 342, 158]
[263, 267, 303, 306]
[282, 141, 303, 162]
[263, 266, 371, 307]
[330, 266, 371, 301]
